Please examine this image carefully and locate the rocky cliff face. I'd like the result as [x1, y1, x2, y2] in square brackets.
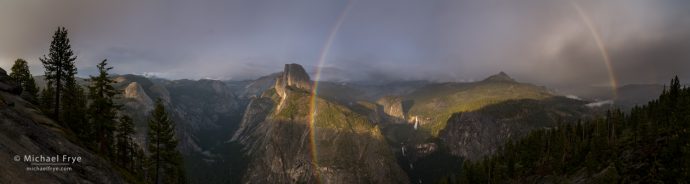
[275, 63, 312, 97]
[230, 97, 275, 144]
[0, 69, 125, 183]
[114, 75, 171, 145]
[232, 63, 409, 184]
[439, 97, 594, 160]
[376, 96, 407, 120]
[123, 81, 154, 111]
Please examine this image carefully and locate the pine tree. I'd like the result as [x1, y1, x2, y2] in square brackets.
[116, 115, 136, 169]
[147, 99, 185, 184]
[40, 27, 77, 121]
[134, 146, 147, 180]
[87, 59, 120, 156]
[62, 85, 89, 139]
[9, 58, 39, 102]
[39, 86, 55, 113]
[669, 76, 681, 124]
[59, 40, 86, 130]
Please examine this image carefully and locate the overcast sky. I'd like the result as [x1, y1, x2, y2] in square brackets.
[1, 0, 689, 88]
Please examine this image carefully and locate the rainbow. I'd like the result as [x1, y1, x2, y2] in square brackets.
[570, 0, 619, 99]
[305, 2, 620, 182]
[307, 0, 356, 183]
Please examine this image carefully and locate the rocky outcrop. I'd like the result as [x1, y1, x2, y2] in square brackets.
[439, 112, 507, 160]
[275, 63, 312, 97]
[376, 96, 406, 120]
[439, 97, 593, 160]
[281, 63, 312, 90]
[114, 77, 160, 150]
[0, 83, 125, 183]
[124, 82, 154, 110]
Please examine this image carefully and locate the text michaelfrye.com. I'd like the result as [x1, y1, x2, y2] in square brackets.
[13, 154, 82, 172]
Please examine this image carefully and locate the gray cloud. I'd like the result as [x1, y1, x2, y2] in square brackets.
[0, 0, 688, 87]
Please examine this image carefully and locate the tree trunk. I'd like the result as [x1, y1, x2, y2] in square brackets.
[54, 71, 61, 122]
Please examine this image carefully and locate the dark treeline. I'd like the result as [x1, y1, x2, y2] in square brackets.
[455, 76, 690, 183]
[9, 58, 39, 102]
[7, 27, 185, 184]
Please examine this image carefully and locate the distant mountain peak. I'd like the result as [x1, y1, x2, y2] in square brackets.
[482, 71, 516, 83]
[281, 63, 311, 87]
[275, 63, 312, 97]
[123, 82, 154, 110]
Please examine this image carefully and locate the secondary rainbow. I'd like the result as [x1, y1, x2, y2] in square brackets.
[307, 0, 356, 183]
[570, 0, 619, 98]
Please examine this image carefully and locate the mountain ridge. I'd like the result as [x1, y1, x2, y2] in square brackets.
[482, 71, 516, 83]
[26, 67, 648, 183]
[231, 63, 410, 183]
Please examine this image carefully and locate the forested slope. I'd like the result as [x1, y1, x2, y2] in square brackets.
[456, 77, 690, 183]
